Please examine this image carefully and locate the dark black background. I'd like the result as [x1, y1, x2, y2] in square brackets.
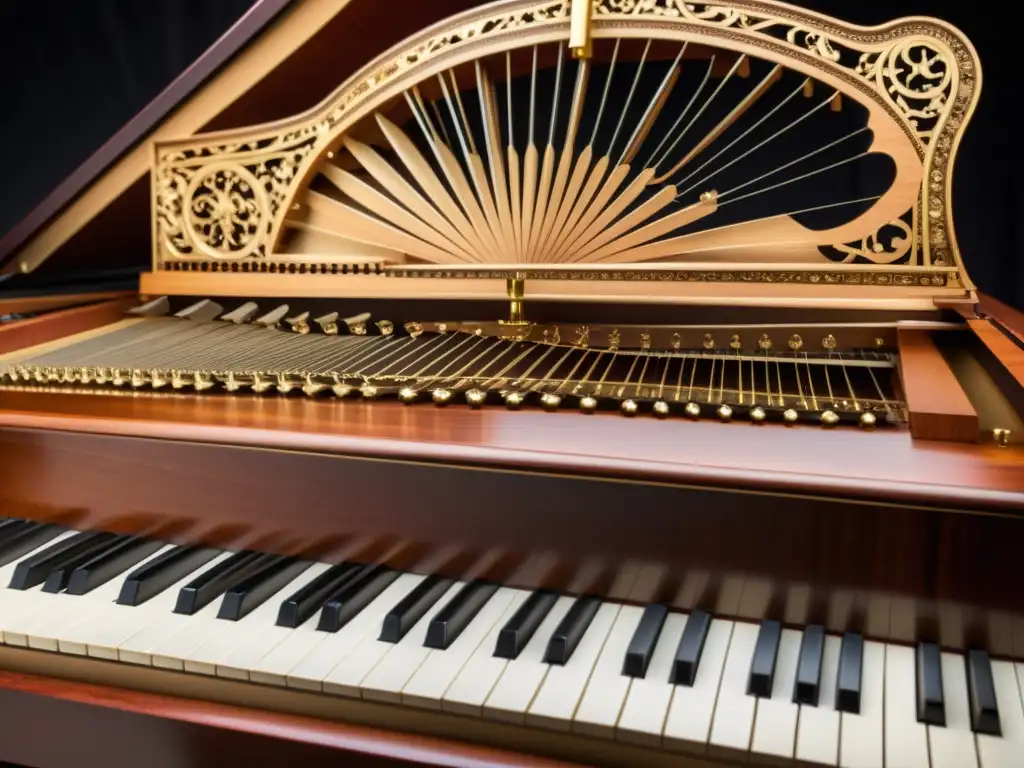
[0, 1, 1018, 306]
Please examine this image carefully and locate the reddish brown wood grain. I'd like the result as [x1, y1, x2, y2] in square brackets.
[898, 327, 979, 442]
[0, 670, 579, 768]
[0, 298, 136, 354]
[969, 318, 1024, 390]
[0, 290, 132, 316]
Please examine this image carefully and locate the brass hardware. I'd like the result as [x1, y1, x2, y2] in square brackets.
[859, 411, 877, 429]
[375, 320, 394, 336]
[331, 381, 353, 398]
[717, 404, 733, 422]
[404, 321, 424, 339]
[315, 313, 339, 335]
[640, 333, 652, 351]
[788, 334, 803, 351]
[150, 371, 168, 389]
[252, 374, 274, 393]
[432, 388, 453, 405]
[822, 334, 838, 350]
[573, 326, 591, 348]
[621, 399, 639, 416]
[503, 391, 524, 409]
[224, 373, 244, 392]
[303, 375, 327, 397]
[750, 406, 766, 423]
[465, 389, 487, 407]
[360, 384, 379, 399]
[821, 409, 840, 427]
[685, 402, 701, 419]
[783, 408, 799, 424]
[875, 337, 886, 347]
[498, 277, 528, 329]
[671, 333, 682, 351]
[729, 335, 742, 350]
[608, 329, 621, 351]
[540, 393, 562, 411]
[579, 395, 598, 413]
[275, 373, 296, 394]
[994, 428, 1012, 447]
[344, 313, 371, 335]
[130, 370, 148, 388]
[699, 190, 717, 204]
[758, 334, 772, 351]
[437, 323, 448, 334]
[286, 311, 311, 334]
[398, 386, 418, 403]
[702, 334, 715, 350]
[193, 373, 215, 391]
[653, 400, 670, 418]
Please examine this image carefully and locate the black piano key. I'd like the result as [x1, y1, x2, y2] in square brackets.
[544, 595, 601, 665]
[317, 565, 400, 632]
[793, 624, 826, 705]
[494, 590, 558, 660]
[623, 603, 669, 678]
[42, 533, 129, 594]
[217, 556, 312, 621]
[747, 619, 782, 698]
[671, 609, 712, 686]
[0, 524, 65, 569]
[66, 537, 166, 596]
[9, 530, 115, 590]
[916, 642, 946, 726]
[0, 519, 30, 542]
[117, 546, 221, 606]
[278, 561, 361, 629]
[425, 580, 500, 650]
[379, 574, 453, 643]
[836, 632, 864, 714]
[173, 550, 270, 615]
[966, 649, 1001, 736]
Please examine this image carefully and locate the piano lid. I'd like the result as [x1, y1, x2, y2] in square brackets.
[0, 0, 487, 279]
[139, 0, 983, 310]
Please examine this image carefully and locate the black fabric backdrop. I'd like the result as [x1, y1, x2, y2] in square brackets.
[0, 1, 1019, 307]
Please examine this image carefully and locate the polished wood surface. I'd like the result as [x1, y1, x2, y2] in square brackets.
[898, 327, 979, 442]
[969, 318, 1024, 390]
[0, 298, 137, 355]
[0, 389, 1020, 509]
[0, 290, 132, 316]
[0, 669, 580, 768]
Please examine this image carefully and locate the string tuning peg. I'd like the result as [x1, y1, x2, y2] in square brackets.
[314, 312, 339, 335]
[285, 311, 311, 334]
[127, 296, 170, 317]
[175, 299, 223, 322]
[343, 312, 371, 335]
[220, 302, 259, 324]
[253, 305, 290, 330]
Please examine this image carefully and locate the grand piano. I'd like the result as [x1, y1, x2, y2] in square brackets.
[0, 1, 1022, 766]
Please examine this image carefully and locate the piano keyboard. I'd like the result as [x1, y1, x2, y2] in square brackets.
[0, 517, 1021, 768]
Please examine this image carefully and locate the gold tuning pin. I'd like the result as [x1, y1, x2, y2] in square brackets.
[993, 428, 1012, 448]
[375, 320, 395, 336]
[220, 302, 260, 324]
[253, 305, 290, 330]
[314, 312, 339, 335]
[285, 311, 311, 334]
[127, 296, 170, 317]
[343, 312, 372, 335]
[175, 299, 223, 322]
[568, 0, 593, 59]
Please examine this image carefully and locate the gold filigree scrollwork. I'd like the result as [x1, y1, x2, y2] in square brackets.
[856, 39, 953, 139]
[596, 1, 763, 28]
[184, 165, 265, 259]
[785, 27, 840, 62]
[823, 215, 914, 265]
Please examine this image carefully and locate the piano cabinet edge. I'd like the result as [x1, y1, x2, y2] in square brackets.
[0, 666, 581, 768]
[1, 426, 1023, 656]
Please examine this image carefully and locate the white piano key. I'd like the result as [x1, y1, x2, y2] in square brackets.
[616, 612, 689, 747]
[839, 640, 885, 768]
[23, 545, 175, 652]
[147, 601, 224, 670]
[471, 595, 576, 722]
[526, 602, 621, 731]
[401, 587, 523, 709]
[663, 618, 734, 753]
[276, 572, 424, 691]
[323, 580, 464, 700]
[181, 563, 329, 675]
[83, 551, 233, 661]
[794, 633, 842, 767]
[0, 530, 79, 644]
[572, 604, 646, 738]
[975, 660, 1024, 768]
[707, 620, 760, 759]
[750, 627, 803, 763]
[928, 651, 978, 768]
[883, 644, 930, 767]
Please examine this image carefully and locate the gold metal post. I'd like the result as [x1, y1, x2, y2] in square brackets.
[507, 276, 525, 325]
[569, 0, 593, 59]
